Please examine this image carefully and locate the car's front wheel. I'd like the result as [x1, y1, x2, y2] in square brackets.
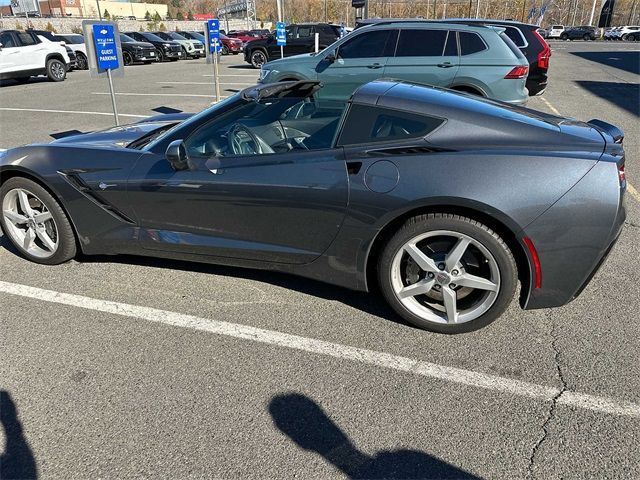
[76, 52, 88, 69]
[377, 214, 517, 333]
[0, 177, 77, 265]
[222, 44, 230, 55]
[560, 33, 569, 40]
[123, 51, 133, 66]
[46, 58, 66, 82]
[583, 34, 591, 41]
[250, 49, 267, 68]
[155, 48, 165, 62]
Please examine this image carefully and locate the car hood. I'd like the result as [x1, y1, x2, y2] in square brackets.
[264, 53, 316, 68]
[123, 40, 155, 48]
[50, 114, 192, 149]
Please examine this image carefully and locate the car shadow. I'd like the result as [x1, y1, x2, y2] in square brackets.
[570, 51, 639, 75]
[269, 392, 480, 479]
[225, 63, 256, 70]
[0, 234, 402, 325]
[0, 77, 50, 88]
[574, 80, 640, 116]
[0, 391, 38, 480]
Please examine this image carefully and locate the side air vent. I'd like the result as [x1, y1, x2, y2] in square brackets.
[58, 171, 135, 224]
[366, 146, 453, 156]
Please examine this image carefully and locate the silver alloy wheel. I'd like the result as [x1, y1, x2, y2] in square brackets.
[51, 61, 65, 80]
[2, 188, 59, 259]
[390, 230, 500, 325]
[252, 50, 266, 67]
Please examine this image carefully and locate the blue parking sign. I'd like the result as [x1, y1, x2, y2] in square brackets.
[207, 19, 221, 53]
[276, 21, 286, 46]
[92, 24, 119, 70]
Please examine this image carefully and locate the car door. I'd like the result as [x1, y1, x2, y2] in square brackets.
[0, 31, 19, 74]
[315, 28, 398, 102]
[383, 28, 459, 89]
[286, 25, 315, 56]
[127, 138, 349, 265]
[15, 31, 50, 71]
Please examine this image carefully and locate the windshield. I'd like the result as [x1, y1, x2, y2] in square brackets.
[140, 32, 165, 42]
[190, 32, 206, 41]
[120, 34, 135, 43]
[60, 34, 83, 44]
[166, 32, 187, 40]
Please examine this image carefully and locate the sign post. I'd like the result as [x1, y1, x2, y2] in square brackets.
[276, 21, 286, 59]
[206, 19, 222, 103]
[83, 20, 124, 126]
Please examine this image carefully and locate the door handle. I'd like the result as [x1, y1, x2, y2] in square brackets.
[367, 63, 382, 69]
[437, 62, 454, 68]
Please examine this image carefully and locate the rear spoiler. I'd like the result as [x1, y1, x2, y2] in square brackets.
[588, 119, 624, 144]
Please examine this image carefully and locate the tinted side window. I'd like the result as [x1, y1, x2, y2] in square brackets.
[338, 30, 396, 59]
[0, 32, 16, 48]
[17, 32, 37, 46]
[338, 104, 444, 145]
[444, 31, 458, 56]
[396, 29, 448, 57]
[297, 26, 313, 38]
[459, 32, 487, 55]
[500, 26, 526, 47]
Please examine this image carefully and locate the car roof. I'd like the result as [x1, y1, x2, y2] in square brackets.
[360, 21, 499, 34]
[357, 17, 537, 28]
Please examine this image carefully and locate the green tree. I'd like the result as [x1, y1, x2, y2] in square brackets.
[103, 9, 110, 19]
[144, 10, 152, 21]
[159, 22, 167, 32]
[187, 10, 194, 21]
[176, 11, 184, 20]
[153, 11, 162, 22]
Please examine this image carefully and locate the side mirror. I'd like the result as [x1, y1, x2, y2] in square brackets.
[325, 52, 336, 63]
[165, 139, 189, 170]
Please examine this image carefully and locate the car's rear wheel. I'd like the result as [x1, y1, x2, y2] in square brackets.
[583, 34, 591, 41]
[0, 178, 76, 265]
[560, 33, 569, 40]
[46, 58, 66, 82]
[250, 49, 267, 68]
[76, 52, 88, 69]
[377, 214, 517, 333]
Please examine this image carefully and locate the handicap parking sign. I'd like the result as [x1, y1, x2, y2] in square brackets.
[92, 24, 119, 70]
[207, 19, 222, 53]
[276, 21, 286, 46]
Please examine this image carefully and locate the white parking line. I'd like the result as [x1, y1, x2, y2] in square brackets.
[1, 280, 639, 418]
[0, 107, 148, 118]
[157, 81, 257, 86]
[91, 92, 227, 98]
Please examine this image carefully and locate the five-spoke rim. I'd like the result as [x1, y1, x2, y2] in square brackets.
[51, 61, 65, 79]
[2, 188, 59, 259]
[390, 230, 500, 325]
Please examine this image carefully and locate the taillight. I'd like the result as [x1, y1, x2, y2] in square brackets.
[619, 163, 626, 186]
[523, 237, 542, 289]
[534, 30, 551, 70]
[504, 65, 529, 79]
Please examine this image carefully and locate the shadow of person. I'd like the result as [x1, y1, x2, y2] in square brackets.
[269, 393, 479, 479]
[1, 391, 38, 479]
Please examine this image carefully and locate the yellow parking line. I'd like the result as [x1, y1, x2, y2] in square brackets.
[539, 97, 639, 203]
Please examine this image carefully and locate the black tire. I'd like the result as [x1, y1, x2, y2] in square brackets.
[123, 51, 133, 66]
[156, 48, 165, 62]
[181, 46, 188, 58]
[0, 177, 76, 265]
[250, 49, 267, 68]
[377, 213, 518, 334]
[560, 33, 568, 40]
[45, 58, 66, 82]
[222, 44, 230, 55]
[583, 34, 591, 41]
[76, 52, 88, 69]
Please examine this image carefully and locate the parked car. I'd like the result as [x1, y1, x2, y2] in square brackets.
[178, 31, 242, 55]
[0, 29, 68, 82]
[28, 29, 76, 70]
[227, 30, 264, 46]
[54, 33, 88, 69]
[152, 31, 204, 58]
[536, 28, 548, 39]
[604, 27, 618, 40]
[259, 22, 530, 105]
[244, 23, 343, 68]
[433, 19, 551, 96]
[119, 34, 157, 65]
[547, 25, 565, 38]
[124, 31, 183, 61]
[618, 25, 640, 40]
[560, 26, 597, 40]
[0, 79, 626, 333]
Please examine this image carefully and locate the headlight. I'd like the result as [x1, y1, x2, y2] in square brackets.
[163, 43, 172, 47]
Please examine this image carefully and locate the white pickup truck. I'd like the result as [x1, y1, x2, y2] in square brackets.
[0, 29, 71, 82]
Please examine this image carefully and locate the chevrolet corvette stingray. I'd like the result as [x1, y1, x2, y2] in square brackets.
[0, 80, 627, 333]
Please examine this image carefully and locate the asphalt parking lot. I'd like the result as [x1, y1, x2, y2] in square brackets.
[1, 41, 639, 479]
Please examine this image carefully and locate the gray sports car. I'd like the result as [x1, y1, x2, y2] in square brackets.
[0, 80, 627, 333]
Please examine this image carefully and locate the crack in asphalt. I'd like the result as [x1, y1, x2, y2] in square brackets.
[624, 221, 640, 229]
[526, 319, 568, 479]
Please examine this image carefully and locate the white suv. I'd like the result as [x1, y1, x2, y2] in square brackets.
[618, 26, 640, 41]
[548, 25, 565, 38]
[0, 29, 70, 82]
